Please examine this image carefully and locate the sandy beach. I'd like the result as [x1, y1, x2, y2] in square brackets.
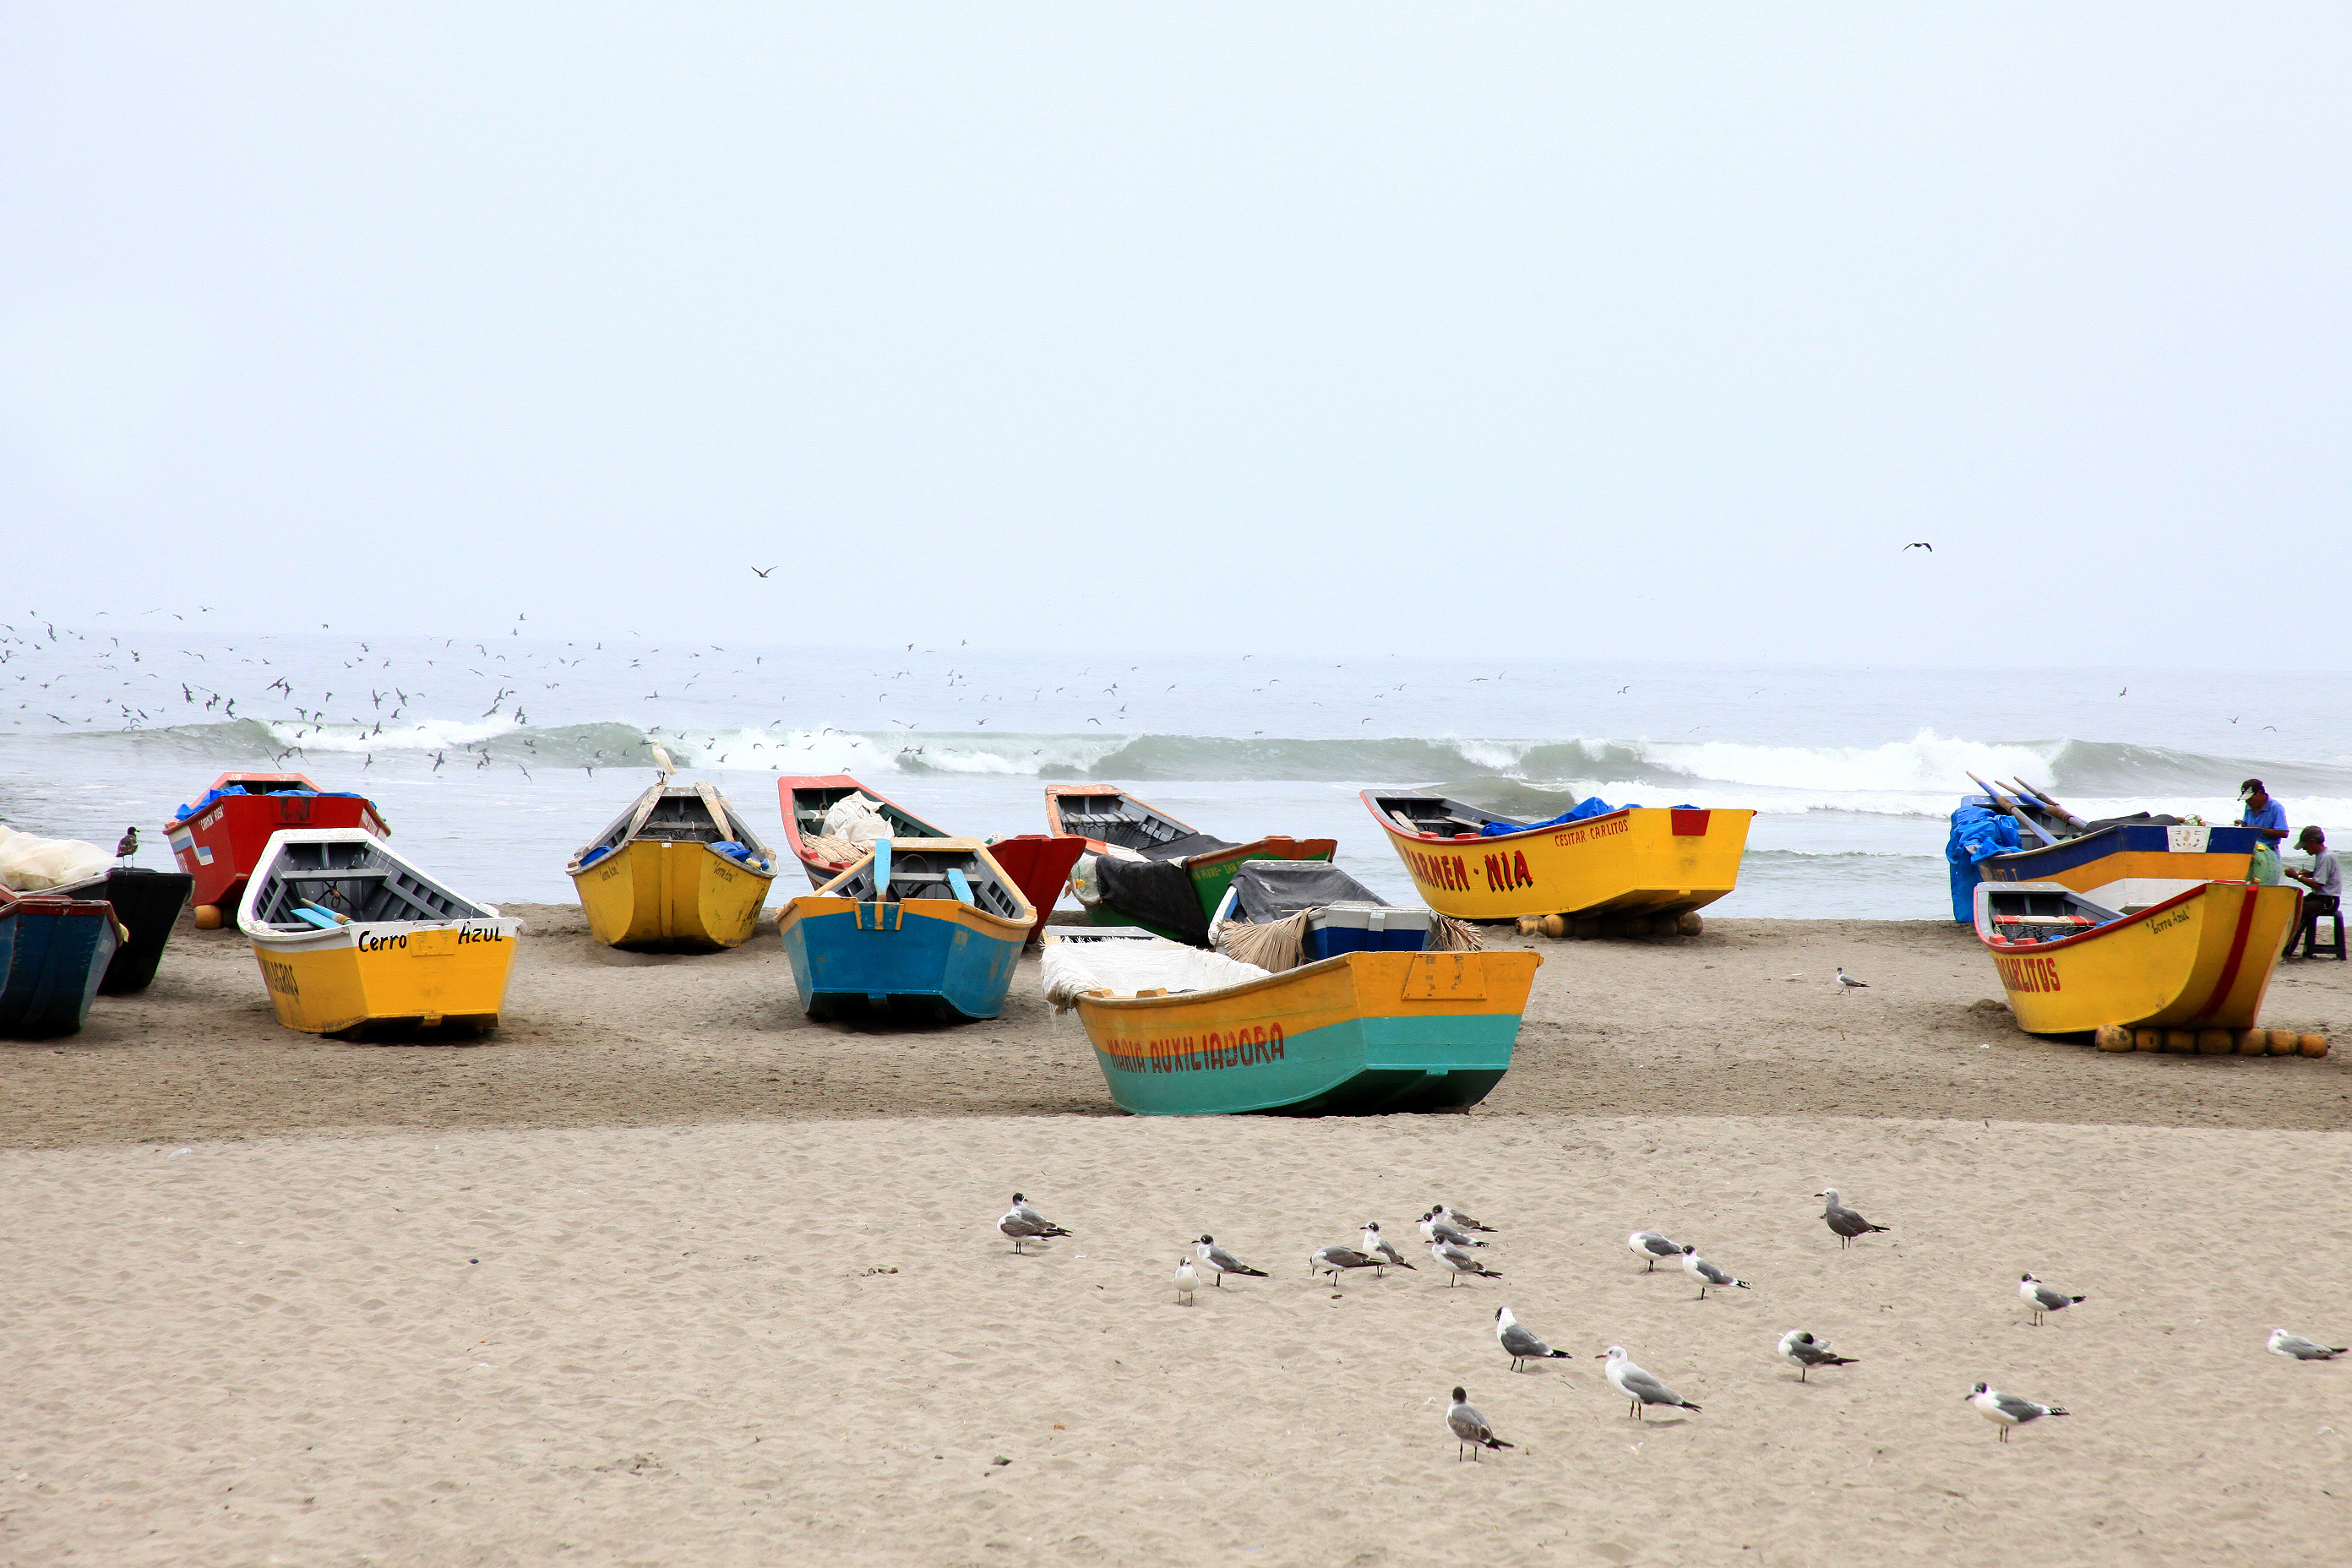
[7, 909, 2350, 1566]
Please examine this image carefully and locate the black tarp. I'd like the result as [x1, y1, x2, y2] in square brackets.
[1223, 860, 1382, 923]
[2081, 813, 2183, 832]
[1135, 830, 1239, 863]
[1095, 855, 1216, 944]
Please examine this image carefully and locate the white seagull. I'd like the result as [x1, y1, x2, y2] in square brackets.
[1496, 1306, 1572, 1371]
[997, 1195, 1070, 1253]
[1966, 1382, 2069, 1442]
[1430, 1238, 1504, 1287]
[1435, 1204, 1497, 1233]
[1173, 1258, 1199, 1304]
[2018, 1273, 2085, 1326]
[2268, 1328, 2348, 1361]
[1446, 1386, 1514, 1461]
[1627, 1231, 1683, 1271]
[1309, 1245, 1382, 1288]
[1834, 967, 1868, 996]
[1598, 1346, 1701, 1419]
[649, 741, 678, 780]
[1193, 1235, 1268, 1287]
[1422, 1210, 1487, 1249]
[1778, 1330, 1858, 1382]
[1680, 1244, 1751, 1300]
[1359, 1222, 1415, 1273]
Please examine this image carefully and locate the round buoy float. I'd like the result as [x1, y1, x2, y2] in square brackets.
[2300, 1032, 2330, 1058]
[1573, 917, 1605, 940]
[1538, 914, 1566, 939]
[193, 904, 222, 931]
[2196, 1028, 2235, 1055]
[2133, 1028, 2164, 1051]
[2235, 1027, 2269, 1055]
[2093, 1025, 2134, 1052]
[1515, 916, 1542, 938]
[1677, 912, 1704, 937]
[2164, 1029, 2197, 1053]
[2268, 1028, 2301, 1055]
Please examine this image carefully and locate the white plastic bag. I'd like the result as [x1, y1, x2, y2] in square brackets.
[819, 794, 893, 849]
[0, 824, 112, 890]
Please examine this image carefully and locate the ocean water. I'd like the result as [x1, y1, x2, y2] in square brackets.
[4, 624, 2348, 918]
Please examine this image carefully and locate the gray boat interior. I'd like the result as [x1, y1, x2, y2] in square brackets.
[1057, 791, 1238, 862]
[788, 786, 944, 849]
[1369, 793, 1521, 836]
[825, 845, 1027, 920]
[253, 837, 490, 931]
[580, 785, 770, 858]
[1979, 883, 2122, 943]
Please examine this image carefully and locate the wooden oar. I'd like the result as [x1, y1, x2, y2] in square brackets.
[1966, 771, 2057, 847]
[2008, 777, 2088, 831]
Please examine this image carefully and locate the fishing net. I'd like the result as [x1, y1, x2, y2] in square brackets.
[1040, 934, 1268, 1010]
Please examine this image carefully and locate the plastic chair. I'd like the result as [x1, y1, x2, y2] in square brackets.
[2299, 896, 2347, 961]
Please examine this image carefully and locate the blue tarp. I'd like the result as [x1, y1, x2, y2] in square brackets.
[1946, 800, 2020, 923]
[171, 784, 370, 823]
[1483, 797, 1637, 836]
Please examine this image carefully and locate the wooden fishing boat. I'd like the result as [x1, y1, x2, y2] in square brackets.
[1043, 928, 1540, 1115]
[1977, 822, 2260, 910]
[1974, 878, 2299, 1035]
[0, 889, 122, 1039]
[238, 828, 520, 1037]
[1362, 791, 1753, 923]
[165, 772, 390, 926]
[1207, 859, 1440, 965]
[1045, 784, 1337, 945]
[567, 781, 777, 951]
[776, 837, 1033, 1021]
[778, 775, 1082, 939]
[56, 867, 194, 994]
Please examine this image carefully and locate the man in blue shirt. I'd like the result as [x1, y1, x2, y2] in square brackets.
[2240, 779, 2290, 849]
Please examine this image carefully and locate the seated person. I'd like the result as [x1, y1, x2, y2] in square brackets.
[2286, 825, 2341, 914]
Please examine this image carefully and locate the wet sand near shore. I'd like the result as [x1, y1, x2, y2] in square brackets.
[4, 905, 2346, 1152]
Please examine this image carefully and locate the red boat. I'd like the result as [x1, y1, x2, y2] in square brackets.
[164, 772, 390, 923]
[776, 775, 1082, 943]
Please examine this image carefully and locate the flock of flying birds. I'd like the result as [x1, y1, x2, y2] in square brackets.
[996, 1186, 2345, 1460]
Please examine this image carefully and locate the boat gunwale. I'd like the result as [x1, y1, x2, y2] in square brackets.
[793, 836, 1036, 935]
[1970, 878, 2217, 955]
[776, 774, 950, 874]
[1043, 782, 1200, 849]
[237, 827, 504, 944]
[1061, 943, 1538, 1014]
[1358, 790, 1756, 847]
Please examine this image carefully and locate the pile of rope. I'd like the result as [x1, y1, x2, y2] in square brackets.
[798, 833, 863, 869]
[1214, 906, 1484, 972]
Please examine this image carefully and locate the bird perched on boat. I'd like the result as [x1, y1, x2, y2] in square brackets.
[1309, 1245, 1382, 1288]
[1495, 1307, 1571, 1371]
[1358, 1222, 1415, 1274]
[1834, 967, 1868, 996]
[649, 741, 677, 781]
[2268, 1328, 2348, 1361]
[1446, 1386, 1513, 1461]
[997, 1194, 1070, 1254]
[1816, 1189, 1890, 1249]
[1421, 1210, 1486, 1249]
[1429, 1238, 1503, 1286]
[1193, 1235, 1268, 1287]
[1627, 1231, 1683, 1271]
[1680, 1244, 1751, 1300]
[2018, 1273, 2085, 1326]
[1172, 1258, 1199, 1305]
[1434, 1204, 1496, 1233]
[1778, 1330, 1858, 1382]
[113, 825, 138, 860]
[1598, 1346, 1701, 1419]
[1966, 1382, 2068, 1442]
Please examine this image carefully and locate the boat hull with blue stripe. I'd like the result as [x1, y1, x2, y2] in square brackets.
[1979, 823, 2258, 906]
[776, 838, 1034, 1022]
[0, 890, 122, 1039]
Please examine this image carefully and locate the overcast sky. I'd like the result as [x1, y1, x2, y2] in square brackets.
[4, 5, 2344, 662]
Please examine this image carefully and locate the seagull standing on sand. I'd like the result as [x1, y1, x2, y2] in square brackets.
[1817, 1189, 1890, 1249]
[1422, 1210, 1487, 1249]
[1598, 1346, 1701, 1419]
[1681, 1244, 1751, 1301]
[1309, 1245, 1382, 1288]
[2268, 1329, 2348, 1361]
[997, 1198, 1070, 1254]
[1446, 1387, 1514, 1461]
[2019, 1273, 2085, 1326]
[1627, 1231, 1683, 1271]
[1496, 1307, 1572, 1371]
[1359, 1223, 1415, 1273]
[1834, 967, 1868, 997]
[1967, 1382, 2068, 1441]
[1173, 1259, 1199, 1305]
[1430, 1238, 1504, 1286]
[1778, 1331, 1858, 1382]
[1435, 1204, 1496, 1233]
[1194, 1235, 1268, 1287]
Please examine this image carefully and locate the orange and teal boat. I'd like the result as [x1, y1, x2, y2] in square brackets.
[1043, 928, 1541, 1114]
[1047, 784, 1336, 945]
[1974, 879, 2298, 1035]
[1362, 791, 1753, 923]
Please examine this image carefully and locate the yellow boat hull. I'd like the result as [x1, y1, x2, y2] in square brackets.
[571, 840, 774, 951]
[1980, 882, 2297, 1034]
[1369, 806, 1756, 921]
[248, 917, 521, 1035]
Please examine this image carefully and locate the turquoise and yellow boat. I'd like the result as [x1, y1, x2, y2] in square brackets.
[1047, 784, 1336, 945]
[1974, 879, 2298, 1035]
[568, 781, 777, 951]
[1043, 928, 1541, 1115]
[776, 837, 1033, 1021]
[1363, 791, 1753, 924]
[239, 828, 520, 1037]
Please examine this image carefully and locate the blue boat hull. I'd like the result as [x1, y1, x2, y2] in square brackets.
[781, 903, 1024, 1021]
[0, 899, 122, 1039]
